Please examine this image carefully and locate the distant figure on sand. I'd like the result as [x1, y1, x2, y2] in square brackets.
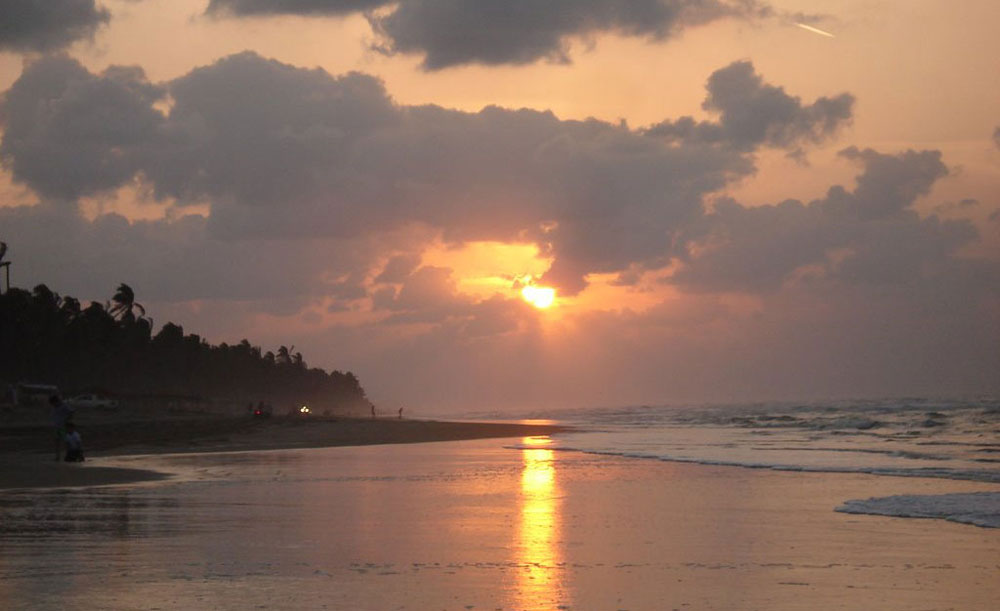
[64, 422, 85, 462]
[398, 407, 403, 419]
[371, 404, 376, 419]
[50, 395, 74, 461]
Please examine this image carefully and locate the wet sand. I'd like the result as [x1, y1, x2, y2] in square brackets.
[0, 417, 563, 490]
[1, 439, 996, 610]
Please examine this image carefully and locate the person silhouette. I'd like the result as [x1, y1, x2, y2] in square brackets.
[50, 395, 74, 461]
[64, 422, 85, 462]
[398, 407, 403, 420]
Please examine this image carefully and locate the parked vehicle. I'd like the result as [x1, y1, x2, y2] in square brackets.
[67, 394, 119, 409]
[15, 383, 60, 406]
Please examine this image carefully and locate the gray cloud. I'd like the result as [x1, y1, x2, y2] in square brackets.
[371, 0, 760, 70]
[672, 148, 985, 292]
[0, 0, 110, 53]
[4, 53, 844, 294]
[2, 52, 995, 407]
[206, 0, 765, 70]
[646, 60, 854, 152]
[206, 0, 389, 16]
[0, 55, 164, 200]
[0, 203, 385, 306]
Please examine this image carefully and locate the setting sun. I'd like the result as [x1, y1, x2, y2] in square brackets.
[521, 284, 556, 309]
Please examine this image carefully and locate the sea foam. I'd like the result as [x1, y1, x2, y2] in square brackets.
[498, 398, 1000, 527]
[836, 492, 1000, 528]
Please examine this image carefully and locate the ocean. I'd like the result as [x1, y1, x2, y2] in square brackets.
[2, 400, 998, 608]
[491, 397, 1000, 528]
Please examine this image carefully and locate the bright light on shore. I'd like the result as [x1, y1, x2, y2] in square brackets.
[521, 285, 556, 309]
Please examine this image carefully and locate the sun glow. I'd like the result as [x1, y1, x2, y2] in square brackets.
[521, 284, 556, 309]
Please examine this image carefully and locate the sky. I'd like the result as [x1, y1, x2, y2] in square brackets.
[1, 0, 997, 412]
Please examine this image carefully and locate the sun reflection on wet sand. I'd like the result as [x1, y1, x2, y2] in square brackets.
[516, 436, 568, 609]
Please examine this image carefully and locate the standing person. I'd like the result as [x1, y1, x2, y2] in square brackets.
[64, 422, 85, 462]
[50, 395, 74, 461]
[398, 407, 403, 420]
[370, 403, 376, 419]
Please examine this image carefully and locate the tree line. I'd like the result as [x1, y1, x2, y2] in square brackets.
[1, 283, 369, 411]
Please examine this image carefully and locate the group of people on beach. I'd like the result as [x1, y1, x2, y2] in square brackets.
[369, 404, 404, 419]
[50, 395, 84, 462]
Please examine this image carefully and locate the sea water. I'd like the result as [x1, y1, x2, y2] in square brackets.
[496, 398, 1000, 527]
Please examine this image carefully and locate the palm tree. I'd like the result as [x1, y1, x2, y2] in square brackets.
[0, 242, 10, 293]
[276, 345, 294, 365]
[108, 283, 146, 324]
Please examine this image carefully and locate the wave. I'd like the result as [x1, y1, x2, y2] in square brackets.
[510, 443, 1000, 485]
[836, 492, 1000, 528]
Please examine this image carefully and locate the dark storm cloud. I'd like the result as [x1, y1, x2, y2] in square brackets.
[672, 148, 985, 292]
[4, 53, 847, 293]
[0, 0, 110, 53]
[645, 60, 854, 152]
[206, 0, 389, 16]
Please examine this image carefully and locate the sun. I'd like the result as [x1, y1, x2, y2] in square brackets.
[521, 284, 556, 309]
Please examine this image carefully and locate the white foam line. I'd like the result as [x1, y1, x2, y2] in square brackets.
[837, 492, 1000, 528]
[515, 445, 1000, 484]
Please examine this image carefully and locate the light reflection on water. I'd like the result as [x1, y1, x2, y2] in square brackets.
[517, 435, 568, 609]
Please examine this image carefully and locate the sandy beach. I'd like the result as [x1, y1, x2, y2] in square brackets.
[1, 437, 997, 610]
[0, 414, 564, 489]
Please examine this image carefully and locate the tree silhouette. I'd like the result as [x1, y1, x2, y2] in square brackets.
[0, 242, 9, 293]
[109, 283, 145, 323]
[0, 283, 368, 411]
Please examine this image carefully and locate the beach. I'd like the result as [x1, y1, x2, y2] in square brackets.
[1, 436, 997, 610]
[0, 414, 564, 489]
[1, 401, 999, 611]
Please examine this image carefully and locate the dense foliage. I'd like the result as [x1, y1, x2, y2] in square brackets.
[0, 283, 368, 410]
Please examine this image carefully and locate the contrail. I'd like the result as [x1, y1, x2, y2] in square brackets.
[795, 22, 836, 38]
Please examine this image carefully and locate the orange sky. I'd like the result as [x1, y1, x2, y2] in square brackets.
[1, 0, 997, 410]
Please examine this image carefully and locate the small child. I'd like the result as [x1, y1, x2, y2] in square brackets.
[64, 422, 85, 462]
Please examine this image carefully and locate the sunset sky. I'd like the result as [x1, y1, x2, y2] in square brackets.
[1, 0, 998, 411]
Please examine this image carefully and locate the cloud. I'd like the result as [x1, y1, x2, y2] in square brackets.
[0, 55, 164, 200]
[835, 147, 947, 219]
[0, 0, 110, 53]
[645, 60, 854, 152]
[0, 203, 386, 306]
[370, 0, 764, 70]
[207, 0, 767, 70]
[4, 53, 849, 294]
[1, 53, 995, 407]
[206, 0, 389, 17]
[386, 266, 465, 313]
[672, 148, 985, 291]
[375, 253, 421, 283]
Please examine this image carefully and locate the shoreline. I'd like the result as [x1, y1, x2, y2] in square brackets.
[0, 416, 566, 490]
[4, 439, 996, 609]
